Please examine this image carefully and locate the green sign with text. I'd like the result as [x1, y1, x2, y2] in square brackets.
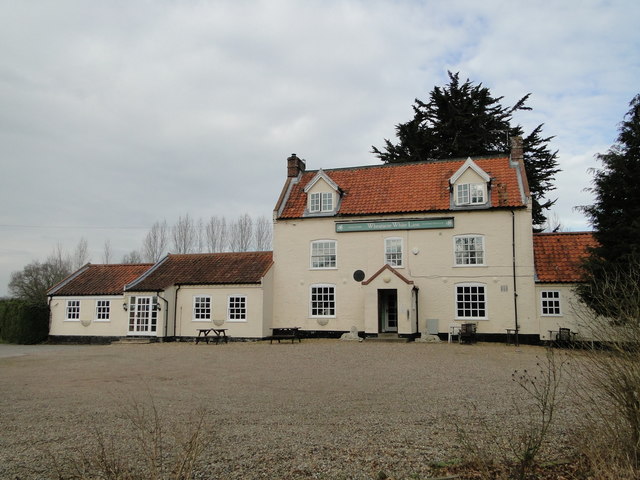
[335, 218, 454, 233]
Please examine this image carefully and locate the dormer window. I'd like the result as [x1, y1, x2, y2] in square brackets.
[309, 192, 334, 213]
[456, 183, 486, 205]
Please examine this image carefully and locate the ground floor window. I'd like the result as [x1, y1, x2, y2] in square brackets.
[66, 300, 80, 320]
[193, 296, 212, 321]
[228, 296, 247, 321]
[455, 283, 487, 319]
[541, 290, 561, 316]
[128, 296, 158, 334]
[95, 300, 111, 321]
[310, 284, 335, 317]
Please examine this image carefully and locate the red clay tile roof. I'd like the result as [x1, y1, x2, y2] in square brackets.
[48, 264, 153, 296]
[533, 232, 598, 283]
[126, 252, 273, 291]
[278, 156, 526, 219]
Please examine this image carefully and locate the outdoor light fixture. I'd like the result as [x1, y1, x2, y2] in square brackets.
[122, 303, 128, 311]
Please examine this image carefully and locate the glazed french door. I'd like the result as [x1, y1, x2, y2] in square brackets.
[128, 296, 158, 335]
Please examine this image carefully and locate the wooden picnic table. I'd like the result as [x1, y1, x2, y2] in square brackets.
[196, 328, 228, 344]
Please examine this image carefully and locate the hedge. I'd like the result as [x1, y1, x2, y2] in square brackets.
[0, 300, 49, 344]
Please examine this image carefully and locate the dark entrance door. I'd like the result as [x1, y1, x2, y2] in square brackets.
[378, 289, 398, 333]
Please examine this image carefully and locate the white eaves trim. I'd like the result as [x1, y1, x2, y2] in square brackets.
[303, 169, 340, 193]
[449, 157, 491, 185]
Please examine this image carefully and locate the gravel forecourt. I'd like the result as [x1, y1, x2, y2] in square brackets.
[0, 341, 580, 479]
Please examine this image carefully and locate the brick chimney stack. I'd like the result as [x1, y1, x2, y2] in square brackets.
[287, 153, 305, 178]
[510, 136, 523, 164]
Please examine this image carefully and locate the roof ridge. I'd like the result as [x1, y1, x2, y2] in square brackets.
[301, 154, 509, 174]
[533, 231, 594, 236]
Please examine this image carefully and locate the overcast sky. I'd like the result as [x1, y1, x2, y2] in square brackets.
[1, 0, 638, 296]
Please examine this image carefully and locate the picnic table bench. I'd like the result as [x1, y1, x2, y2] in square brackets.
[268, 327, 302, 344]
[196, 328, 228, 344]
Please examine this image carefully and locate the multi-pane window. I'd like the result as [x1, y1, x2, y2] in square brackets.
[385, 237, 403, 267]
[309, 192, 334, 213]
[128, 296, 158, 334]
[311, 240, 337, 269]
[454, 235, 485, 265]
[228, 296, 247, 321]
[456, 183, 485, 205]
[321, 192, 333, 211]
[66, 300, 80, 320]
[193, 296, 212, 321]
[455, 284, 487, 319]
[541, 290, 561, 316]
[310, 285, 336, 317]
[95, 300, 111, 321]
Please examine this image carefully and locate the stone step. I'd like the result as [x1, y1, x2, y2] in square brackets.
[365, 333, 411, 343]
[114, 337, 154, 344]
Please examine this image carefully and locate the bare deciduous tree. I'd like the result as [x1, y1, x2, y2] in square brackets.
[195, 218, 205, 254]
[205, 216, 228, 253]
[230, 214, 253, 252]
[143, 220, 169, 262]
[102, 240, 113, 264]
[254, 216, 273, 251]
[122, 250, 144, 264]
[172, 214, 197, 254]
[73, 237, 89, 269]
[8, 246, 73, 304]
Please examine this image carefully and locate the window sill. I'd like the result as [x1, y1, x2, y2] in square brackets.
[192, 319, 213, 323]
[309, 267, 338, 270]
[94, 319, 111, 322]
[453, 264, 487, 268]
[226, 319, 247, 323]
[455, 318, 488, 321]
[64, 319, 81, 322]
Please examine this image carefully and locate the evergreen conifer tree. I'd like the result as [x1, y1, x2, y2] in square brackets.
[579, 94, 640, 316]
[372, 72, 559, 228]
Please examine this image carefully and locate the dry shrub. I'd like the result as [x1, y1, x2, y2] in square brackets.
[53, 395, 209, 480]
[571, 263, 640, 475]
[455, 348, 569, 480]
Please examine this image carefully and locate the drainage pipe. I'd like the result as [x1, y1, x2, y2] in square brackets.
[511, 210, 520, 346]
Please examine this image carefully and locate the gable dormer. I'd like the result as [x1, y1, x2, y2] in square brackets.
[303, 169, 341, 216]
[449, 158, 492, 208]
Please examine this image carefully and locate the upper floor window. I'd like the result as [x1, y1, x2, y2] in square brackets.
[193, 296, 212, 321]
[454, 235, 485, 265]
[309, 192, 334, 213]
[385, 237, 403, 268]
[311, 240, 337, 269]
[541, 290, 561, 316]
[456, 183, 486, 205]
[228, 296, 247, 321]
[95, 300, 111, 321]
[66, 300, 80, 321]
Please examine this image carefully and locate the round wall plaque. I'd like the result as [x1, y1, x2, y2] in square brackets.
[353, 270, 365, 282]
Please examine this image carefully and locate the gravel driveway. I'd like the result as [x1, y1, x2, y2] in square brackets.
[0, 340, 578, 479]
